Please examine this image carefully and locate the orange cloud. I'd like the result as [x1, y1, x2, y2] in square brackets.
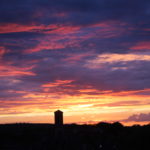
[111, 88, 150, 96]
[86, 53, 150, 69]
[42, 80, 73, 88]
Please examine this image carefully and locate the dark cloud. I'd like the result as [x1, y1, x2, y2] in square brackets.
[124, 113, 150, 122]
[0, 0, 149, 25]
[0, 0, 149, 56]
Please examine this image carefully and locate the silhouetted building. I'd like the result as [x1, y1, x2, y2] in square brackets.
[54, 110, 63, 125]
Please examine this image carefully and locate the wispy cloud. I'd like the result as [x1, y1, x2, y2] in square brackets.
[123, 113, 150, 122]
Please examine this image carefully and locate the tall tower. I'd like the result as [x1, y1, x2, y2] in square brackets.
[54, 110, 63, 125]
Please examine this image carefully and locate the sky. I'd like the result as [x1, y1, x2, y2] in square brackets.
[0, 0, 150, 125]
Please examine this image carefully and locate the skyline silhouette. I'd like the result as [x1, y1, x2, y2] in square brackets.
[0, 122, 150, 150]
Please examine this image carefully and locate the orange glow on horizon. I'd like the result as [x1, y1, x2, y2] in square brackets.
[0, 87, 150, 125]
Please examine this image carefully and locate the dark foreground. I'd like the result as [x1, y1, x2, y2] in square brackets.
[0, 122, 150, 150]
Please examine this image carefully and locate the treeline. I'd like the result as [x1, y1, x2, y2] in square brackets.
[0, 122, 149, 150]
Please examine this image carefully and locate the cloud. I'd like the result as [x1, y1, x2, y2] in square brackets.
[0, 0, 149, 56]
[42, 80, 73, 87]
[0, 46, 7, 58]
[124, 113, 150, 122]
[130, 41, 150, 50]
[0, 23, 45, 34]
[0, 0, 149, 25]
[86, 53, 150, 68]
[0, 63, 35, 77]
[94, 100, 147, 107]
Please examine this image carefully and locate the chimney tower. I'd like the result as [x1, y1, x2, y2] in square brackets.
[54, 110, 63, 125]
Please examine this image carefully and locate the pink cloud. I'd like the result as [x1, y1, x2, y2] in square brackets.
[130, 41, 150, 50]
[0, 46, 8, 58]
[63, 51, 95, 63]
[25, 21, 128, 53]
[25, 39, 66, 53]
[24, 27, 82, 53]
[89, 21, 129, 38]
[0, 23, 80, 35]
[0, 23, 46, 33]
[0, 62, 35, 77]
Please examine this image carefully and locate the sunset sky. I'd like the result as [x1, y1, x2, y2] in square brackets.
[0, 0, 150, 125]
